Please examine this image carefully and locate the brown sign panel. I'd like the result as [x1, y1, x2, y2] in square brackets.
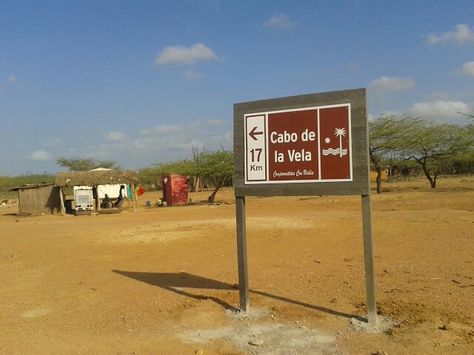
[234, 88, 369, 196]
[319, 106, 351, 180]
[267, 109, 320, 182]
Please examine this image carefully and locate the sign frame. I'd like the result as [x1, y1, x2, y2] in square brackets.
[233, 88, 377, 326]
[234, 88, 369, 196]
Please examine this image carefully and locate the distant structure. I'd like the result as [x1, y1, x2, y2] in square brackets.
[11, 183, 61, 215]
[161, 175, 188, 206]
[55, 169, 139, 214]
[11, 169, 140, 216]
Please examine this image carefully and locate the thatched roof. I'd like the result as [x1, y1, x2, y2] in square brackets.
[11, 183, 55, 191]
[55, 170, 139, 187]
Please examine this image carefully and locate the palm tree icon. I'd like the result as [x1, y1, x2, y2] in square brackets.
[334, 128, 347, 157]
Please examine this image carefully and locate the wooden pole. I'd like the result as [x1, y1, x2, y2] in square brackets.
[236, 195, 249, 312]
[95, 186, 100, 211]
[361, 194, 377, 326]
[59, 187, 66, 216]
[131, 183, 136, 209]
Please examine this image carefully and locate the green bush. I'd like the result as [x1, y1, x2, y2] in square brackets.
[0, 174, 55, 199]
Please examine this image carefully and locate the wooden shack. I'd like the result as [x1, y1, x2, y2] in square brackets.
[12, 183, 61, 215]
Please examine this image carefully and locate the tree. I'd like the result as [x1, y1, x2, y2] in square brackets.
[368, 115, 420, 193]
[140, 159, 196, 189]
[141, 150, 233, 203]
[197, 150, 234, 203]
[189, 145, 205, 192]
[56, 157, 120, 171]
[397, 119, 472, 188]
[449, 122, 474, 174]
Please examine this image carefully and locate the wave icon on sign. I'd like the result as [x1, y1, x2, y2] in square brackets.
[322, 148, 348, 156]
[322, 127, 348, 157]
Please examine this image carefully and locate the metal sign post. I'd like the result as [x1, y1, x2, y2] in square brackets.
[233, 88, 377, 325]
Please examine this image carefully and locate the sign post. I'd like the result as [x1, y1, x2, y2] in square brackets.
[236, 196, 249, 312]
[233, 88, 377, 325]
[361, 194, 377, 325]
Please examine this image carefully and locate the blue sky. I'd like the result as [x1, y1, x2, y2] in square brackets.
[1, 0, 473, 175]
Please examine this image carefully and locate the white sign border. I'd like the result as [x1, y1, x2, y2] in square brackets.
[244, 103, 353, 185]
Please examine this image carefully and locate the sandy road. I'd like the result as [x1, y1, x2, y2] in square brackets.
[0, 177, 473, 354]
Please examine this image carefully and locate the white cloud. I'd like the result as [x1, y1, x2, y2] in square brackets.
[0, 74, 17, 94]
[409, 100, 472, 119]
[132, 121, 231, 159]
[369, 76, 415, 92]
[140, 125, 183, 135]
[205, 119, 225, 126]
[263, 14, 295, 30]
[368, 111, 402, 121]
[223, 132, 232, 141]
[132, 130, 202, 153]
[155, 43, 218, 66]
[379, 110, 402, 117]
[42, 138, 62, 147]
[461, 61, 474, 77]
[30, 149, 51, 161]
[426, 24, 474, 45]
[104, 131, 126, 141]
[60, 119, 232, 171]
[183, 69, 203, 80]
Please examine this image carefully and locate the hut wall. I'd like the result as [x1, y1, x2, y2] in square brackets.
[18, 186, 61, 215]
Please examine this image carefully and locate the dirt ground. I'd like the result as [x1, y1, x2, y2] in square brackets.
[0, 176, 473, 354]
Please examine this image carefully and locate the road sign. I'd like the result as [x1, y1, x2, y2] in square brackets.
[233, 88, 377, 327]
[234, 89, 369, 196]
[244, 104, 352, 184]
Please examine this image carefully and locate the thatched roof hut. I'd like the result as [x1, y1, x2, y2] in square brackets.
[55, 170, 139, 187]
